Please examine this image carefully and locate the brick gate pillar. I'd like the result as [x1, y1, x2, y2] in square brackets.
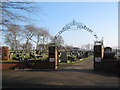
[1, 46, 9, 60]
[49, 46, 58, 69]
[94, 41, 104, 71]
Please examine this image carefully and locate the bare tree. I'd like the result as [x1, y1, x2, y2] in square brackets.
[40, 28, 50, 51]
[32, 27, 51, 52]
[81, 44, 93, 51]
[20, 42, 33, 51]
[51, 35, 64, 46]
[4, 25, 21, 50]
[65, 45, 73, 51]
[4, 33, 14, 50]
[22, 25, 36, 51]
[1, 1, 39, 28]
[32, 27, 42, 51]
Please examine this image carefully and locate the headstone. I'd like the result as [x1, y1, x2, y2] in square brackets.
[60, 51, 68, 63]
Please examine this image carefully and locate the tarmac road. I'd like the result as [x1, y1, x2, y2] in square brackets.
[2, 58, 120, 88]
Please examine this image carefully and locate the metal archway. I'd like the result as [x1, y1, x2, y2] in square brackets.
[54, 20, 99, 44]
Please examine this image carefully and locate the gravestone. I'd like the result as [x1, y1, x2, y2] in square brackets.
[60, 51, 68, 63]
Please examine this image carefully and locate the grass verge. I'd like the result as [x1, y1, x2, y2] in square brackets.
[0, 60, 21, 63]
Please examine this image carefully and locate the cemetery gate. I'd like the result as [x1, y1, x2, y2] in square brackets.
[50, 20, 103, 70]
[1, 20, 105, 70]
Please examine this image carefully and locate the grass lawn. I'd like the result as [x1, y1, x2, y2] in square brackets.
[0, 60, 21, 63]
[1, 55, 93, 64]
[59, 56, 93, 65]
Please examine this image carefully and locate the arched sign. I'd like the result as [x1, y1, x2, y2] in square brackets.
[54, 20, 99, 43]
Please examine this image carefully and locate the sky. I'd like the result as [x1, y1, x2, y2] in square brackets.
[2, 2, 118, 48]
[31, 2, 118, 48]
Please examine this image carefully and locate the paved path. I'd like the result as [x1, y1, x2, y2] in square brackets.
[2, 58, 120, 88]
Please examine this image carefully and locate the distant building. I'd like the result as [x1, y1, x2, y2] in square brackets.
[72, 47, 80, 54]
[104, 47, 115, 59]
[104, 47, 112, 53]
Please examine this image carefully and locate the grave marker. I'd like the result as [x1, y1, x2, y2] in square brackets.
[60, 51, 68, 63]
